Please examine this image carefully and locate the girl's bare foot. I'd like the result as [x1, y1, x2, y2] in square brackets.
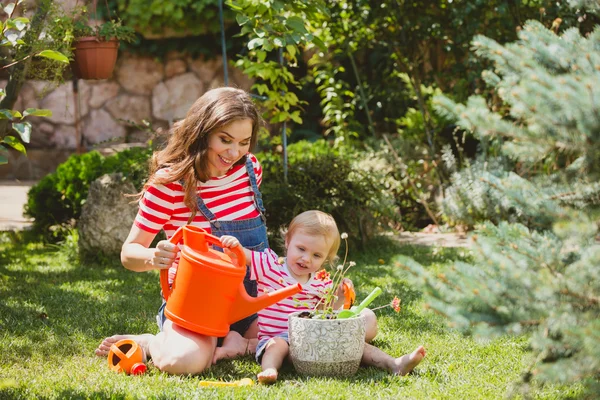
[257, 368, 278, 384]
[94, 334, 154, 361]
[212, 331, 249, 364]
[392, 346, 426, 376]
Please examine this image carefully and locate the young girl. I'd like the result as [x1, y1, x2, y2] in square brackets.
[220, 210, 426, 384]
[95, 87, 267, 374]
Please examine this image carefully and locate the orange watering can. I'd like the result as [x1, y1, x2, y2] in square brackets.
[160, 225, 302, 337]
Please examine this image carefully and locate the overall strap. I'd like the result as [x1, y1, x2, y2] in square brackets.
[245, 156, 266, 214]
[179, 179, 219, 226]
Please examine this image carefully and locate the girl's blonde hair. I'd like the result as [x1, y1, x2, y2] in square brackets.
[144, 87, 261, 220]
[285, 210, 341, 267]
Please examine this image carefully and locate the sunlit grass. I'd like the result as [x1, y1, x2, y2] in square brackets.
[0, 233, 584, 399]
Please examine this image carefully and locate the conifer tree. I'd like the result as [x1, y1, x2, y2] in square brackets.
[398, 7, 600, 394]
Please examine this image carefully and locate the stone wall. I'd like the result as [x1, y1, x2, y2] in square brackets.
[0, 52, 251, 180]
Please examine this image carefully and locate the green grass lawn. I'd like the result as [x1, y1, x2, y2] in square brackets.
[0, 232, 583, 399]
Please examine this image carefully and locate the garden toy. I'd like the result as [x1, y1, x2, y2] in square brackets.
[160, 225, 302, 337]
[198, 378, 254, 387]
[337, 287, 383, 319]
[107, 339, 147, 375]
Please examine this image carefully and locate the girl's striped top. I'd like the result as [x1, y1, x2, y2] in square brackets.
[250, 248, 333, 341]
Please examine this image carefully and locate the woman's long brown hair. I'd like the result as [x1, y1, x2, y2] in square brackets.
[143, 87, 261, 222]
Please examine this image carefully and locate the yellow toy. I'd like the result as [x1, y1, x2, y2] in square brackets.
[198, 378, 254, 387]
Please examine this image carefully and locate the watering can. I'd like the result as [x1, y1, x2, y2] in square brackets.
[160, 225, 302, 337]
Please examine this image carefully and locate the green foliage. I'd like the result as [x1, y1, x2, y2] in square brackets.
[73, 18, 136, 43]
[25, 147, 152, 237]
[109, 0, 227, 36]
[0, 0, 69, 164]
[49, 5, 136, 43]
[401, 17, 600, 393]
[230, 0, 328, 128]
[257, 140, 400, 250]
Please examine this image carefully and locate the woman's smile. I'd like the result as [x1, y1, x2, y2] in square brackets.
[206, 119, 253, 177]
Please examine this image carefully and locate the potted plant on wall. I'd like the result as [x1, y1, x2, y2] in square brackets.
[70, 1, 136, 80]
[288, 234, 402, 377]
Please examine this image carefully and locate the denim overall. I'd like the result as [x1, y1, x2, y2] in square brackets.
[157, 156, 268, 337]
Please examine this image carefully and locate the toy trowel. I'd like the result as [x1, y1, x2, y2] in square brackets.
[337, 287, 382, 319]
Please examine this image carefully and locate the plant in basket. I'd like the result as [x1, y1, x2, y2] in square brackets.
[70, 1, 135, 79]
[287, 231, 405, 378]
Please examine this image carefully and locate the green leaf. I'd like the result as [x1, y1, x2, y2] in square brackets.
[0, 109, 13, 120]
[290, 111, 302, 124]
[0, 88, 4, 98]
[227, 1, 243, 11]
[23, 108, 52, 117]
[286, 44, 296, 58]
[285, 16, 307, 34]
[311, 36, 327, 51]
[12, 17, 29, 31]
[4, 3, 15, 15]
[273, 37, 284, 48]
[37, 50, 69, 64]
[2, 135, 26, 154]
[236, 13, 250, 26]
[12, 122, 31, 143]
[256, 50, 267, 62]
[248, 38, 264, 50]
[0, 146, 8, 165]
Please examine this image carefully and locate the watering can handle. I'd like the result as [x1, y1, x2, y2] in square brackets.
[159, 226, 184, 301]
[201, 232, 247, 269]
[159, 226, 246, 301]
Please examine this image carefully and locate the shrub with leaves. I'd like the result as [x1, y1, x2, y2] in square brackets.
[25, 147, 152, 238]
[258, 140, 400, 250]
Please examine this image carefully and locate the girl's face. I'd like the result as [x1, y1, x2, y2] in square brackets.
[206, 118, 253, 177]
[285, 229, 332, 283]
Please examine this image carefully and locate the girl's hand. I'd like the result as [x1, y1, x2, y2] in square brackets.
[220, 235, 240, 248]
[150, 240, 179, 270]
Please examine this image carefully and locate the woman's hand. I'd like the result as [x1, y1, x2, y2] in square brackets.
[149, 240, 179, 270]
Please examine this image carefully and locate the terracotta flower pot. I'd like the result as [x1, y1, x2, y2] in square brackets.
[72, 37, 119, 80]
[288, 311, 366, 377]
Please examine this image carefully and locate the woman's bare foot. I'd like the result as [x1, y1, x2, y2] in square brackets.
[257, 368, 278, 384]
[95, 334, 154, 361]
[212, 331, 249, 364]
[392, 346, 426, 376]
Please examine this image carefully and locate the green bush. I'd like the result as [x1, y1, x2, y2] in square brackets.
[257, 140, 400, 251]
[25, 147, 152, 237]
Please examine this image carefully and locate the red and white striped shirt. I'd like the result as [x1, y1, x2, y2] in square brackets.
[134, 153, 263, 283]
[250, 248, 332, 341]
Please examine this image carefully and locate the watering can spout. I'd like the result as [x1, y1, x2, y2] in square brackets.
[229, 283, 303, 324]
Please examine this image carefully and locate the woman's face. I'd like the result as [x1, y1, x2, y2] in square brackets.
[206, 118, 253, 178]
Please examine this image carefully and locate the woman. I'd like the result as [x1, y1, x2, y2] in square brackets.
[95, 87, 266, 374]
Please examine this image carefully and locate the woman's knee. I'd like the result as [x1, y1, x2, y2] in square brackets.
[152, 324, 216, 375]
[361, 308, 378, 342]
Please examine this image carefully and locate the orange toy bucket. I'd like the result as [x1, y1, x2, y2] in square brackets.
[160, 226, 301, 337]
